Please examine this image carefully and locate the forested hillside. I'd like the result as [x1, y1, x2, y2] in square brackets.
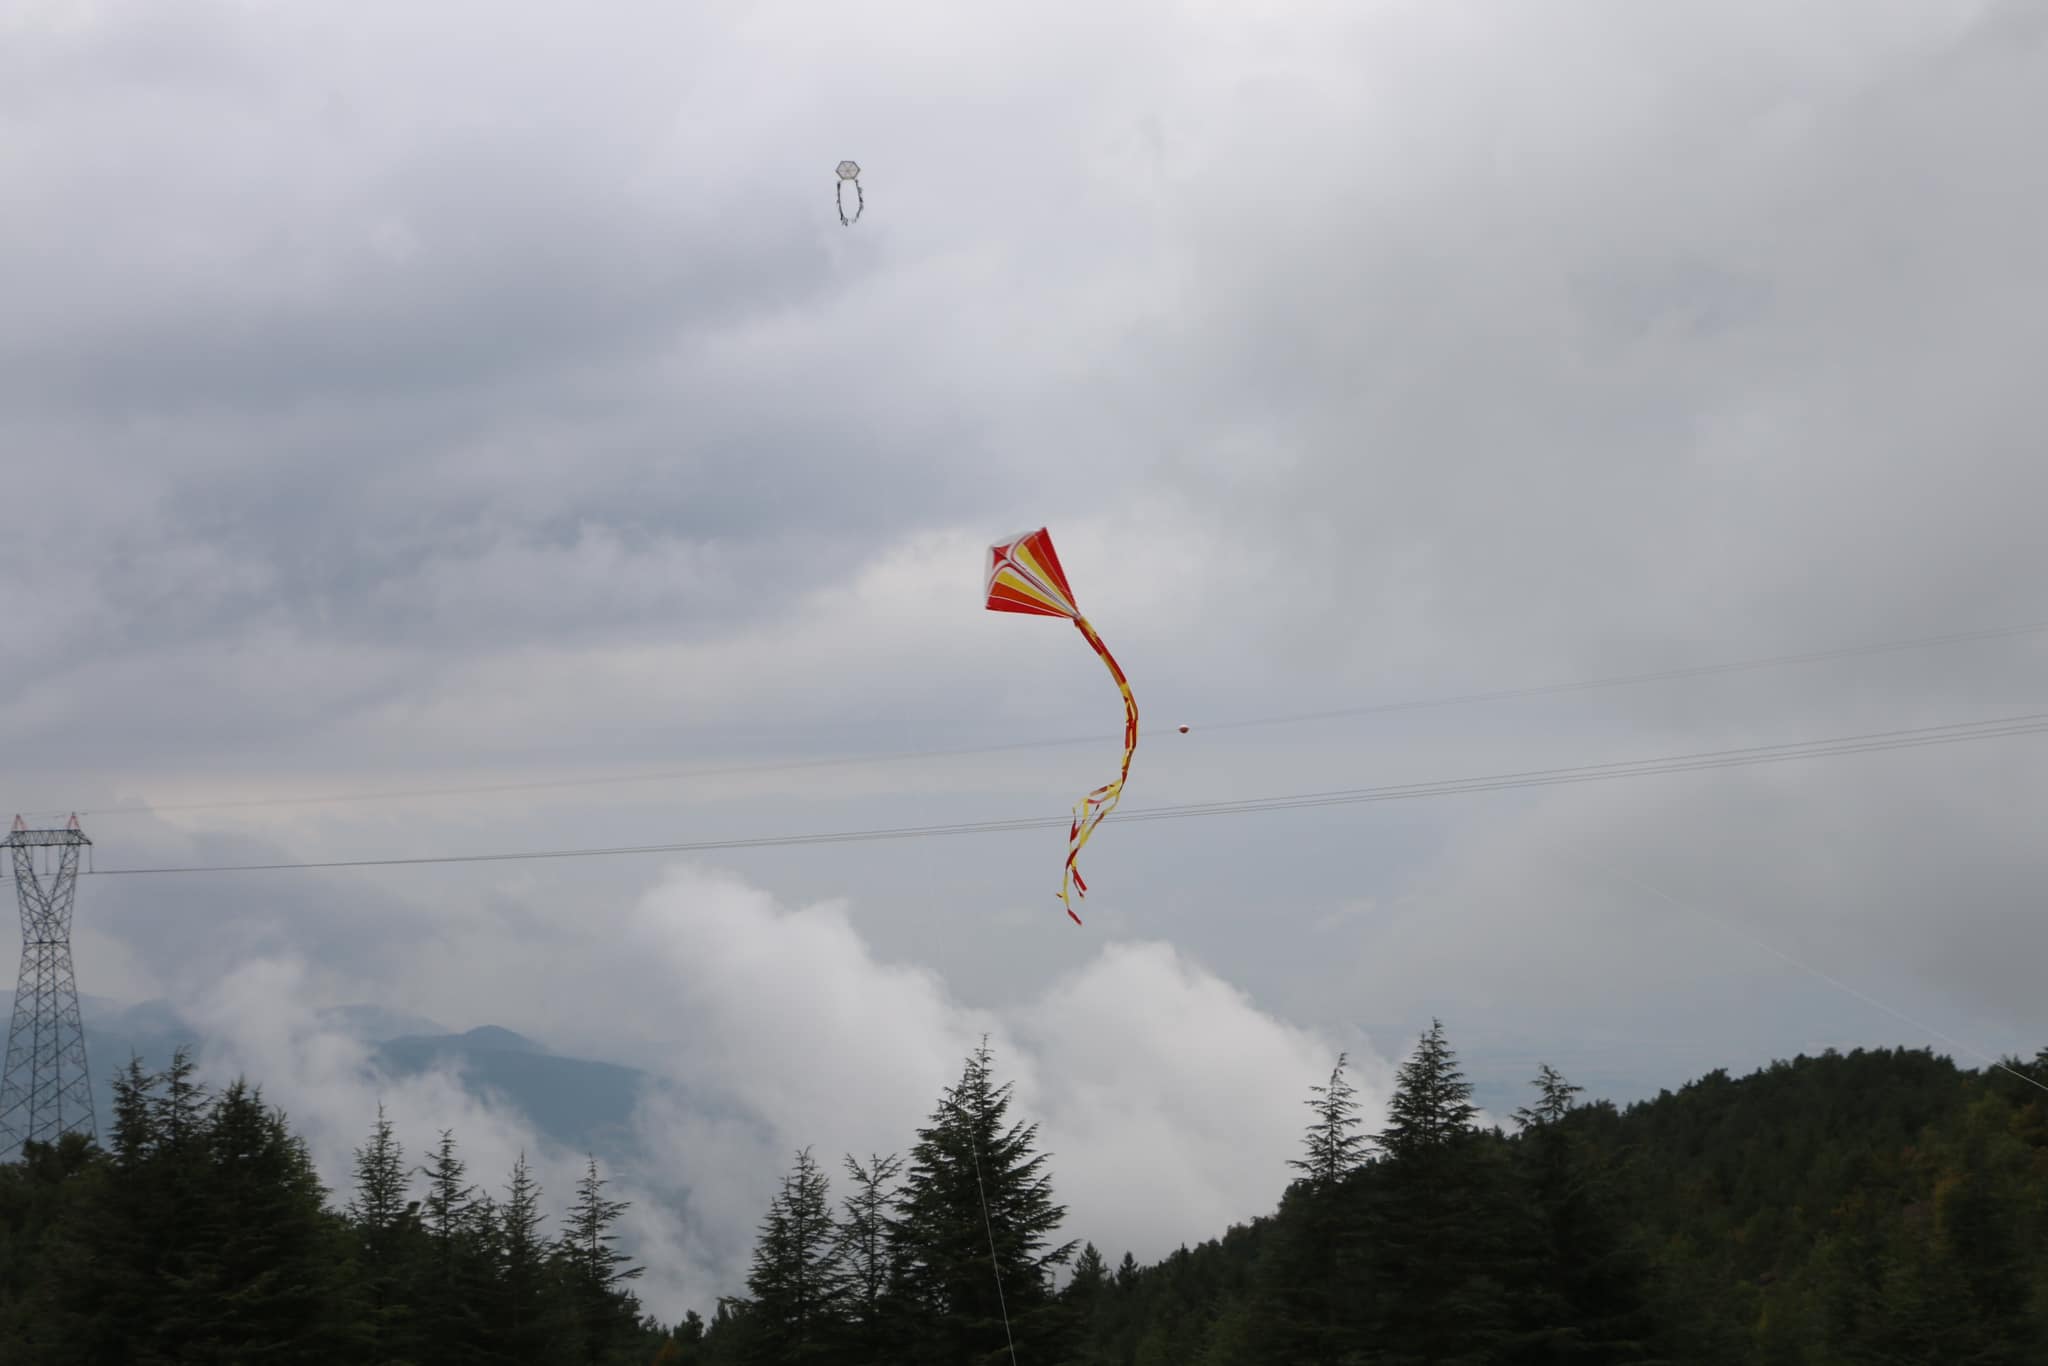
[4, 1026, 2045, 1364]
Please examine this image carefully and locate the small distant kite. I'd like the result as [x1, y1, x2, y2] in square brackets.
[836, 161, 863, 226]
[985, 528, 1139, 925]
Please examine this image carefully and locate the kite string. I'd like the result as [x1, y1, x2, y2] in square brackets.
[947, 1090, 1019, 1366]
[969, 1124, 1020, 1366]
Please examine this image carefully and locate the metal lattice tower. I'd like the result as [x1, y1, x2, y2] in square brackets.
[0, 815, 96, 1159]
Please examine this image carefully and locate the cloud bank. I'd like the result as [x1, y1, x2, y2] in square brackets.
[162, 863, 1363, 1320]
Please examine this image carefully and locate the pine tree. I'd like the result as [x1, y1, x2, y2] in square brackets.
[178, 1079, 340, 1363]
[891, 1038, 1078, 1366]
[561, 1154, 646, 1363]
[1257, 1053, 1376, 1365]
[108, 1055, 157, 1167]
[345, 1103, 420, 1363]
[416, 1128, 491, 1365]
[745, 1146, 843, 1361]
[147, 1045, 214, 1351]
[0, 1134, 93, 1359]
[1066, 1241, 1109, 1302]
[835, 1150, 905, 1364]
[665, 1309, 707, 1366]
[563, 1155, 642, 1291]
[40, 1061, 160, 1363]
[1064, 1243, 1113, 1363]
[154, 1047, 210, 1154]
[1508, 1064, 1657, 1364]
[421, 1130, 476, 1244]
[1365, 1020, 1519, 1366]
[1289, 1052, 1369, 1190]
[1378, 1019, 1477, 1158]
[696, 1294, 772, 1365]
[487, 1151, 571, 1362]
[1512, 1064, 1582, 1133]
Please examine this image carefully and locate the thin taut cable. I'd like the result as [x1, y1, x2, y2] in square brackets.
[33, 710, 2048, 881]
[969, 1126, 1019, 1366]
[947, 1082, 1019, 1366]
[23, 612, 2048, 822]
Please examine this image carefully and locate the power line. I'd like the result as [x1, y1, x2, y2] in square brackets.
[1198, 616, 2048, 732]
[27, 732, 1114, 820]
[64, 710, 2048, 879]
[19, 614, 2048, 822]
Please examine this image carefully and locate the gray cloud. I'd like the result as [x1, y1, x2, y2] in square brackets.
[5, 0, 2048, 1316]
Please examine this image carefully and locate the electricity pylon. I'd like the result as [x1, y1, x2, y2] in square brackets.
[0, 814, 97, 1159]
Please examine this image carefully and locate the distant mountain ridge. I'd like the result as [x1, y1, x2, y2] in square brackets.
[387, 1023, 547, 1055]
[0, 994, 653, 1160]
[371, 1025, 647, 1152]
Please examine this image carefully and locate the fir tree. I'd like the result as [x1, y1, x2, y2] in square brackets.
[1508, 1064, 1657, 1364]
[421, 1129, 477, 1244]
[561, 1154, 645, 1363]
[107, 1055, 156, 1168]
[179, 1079, 339, 1363]
[487, 1151, 571, 1362]
[0, 1134, 97, 1360]
[1512, 1064, 1583, 1133]
[1289, 1052, 1369, 1190]
[891, 1039, 1078, 1366]
[147, 1045, 214, 1351]
[1378, 1018, 1477, 1157]
[663, 1309, 707, 1366]
[745, 1146, 843, 1361]
[1066, 1241, 1109, 1303]
[154, 1046, 210, 1155]
[40, 1064, 157, 1363]
[1365, 1020, 1519, 1365]
[563, 1155, 642, 1291]
[415, 1128, 491, 1365]
[835, 1150, 905, 1363]
[345, 1103, 420, 1364]
[701, 1296, 766, 1365]
[1064, 1243, 1113, 1362]
[1256, 1053, 1377, 1365]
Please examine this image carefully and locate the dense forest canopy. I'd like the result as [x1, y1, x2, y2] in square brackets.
[5, 1024, 2047, 1363]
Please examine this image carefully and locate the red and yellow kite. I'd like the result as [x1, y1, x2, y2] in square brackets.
[985, 528, 1138, 925]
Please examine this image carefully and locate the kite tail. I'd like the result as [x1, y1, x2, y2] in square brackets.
[1059, 615, 1139, 925]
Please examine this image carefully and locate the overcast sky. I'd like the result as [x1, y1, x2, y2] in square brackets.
[5, 0, 2048, 1322]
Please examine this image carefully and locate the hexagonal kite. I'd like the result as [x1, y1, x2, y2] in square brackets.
[835, 160, 863, 226]
[985, 527, 1139, 925]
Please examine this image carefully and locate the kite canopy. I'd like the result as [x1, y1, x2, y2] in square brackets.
[836, 160, 861, 180]
[985, 528, 1080, 619]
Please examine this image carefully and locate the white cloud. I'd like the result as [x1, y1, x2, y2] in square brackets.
[599, 867, 1366, 1280]
[147, 864, 1372, 1319]
[1015, 941, 1376, 1254]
